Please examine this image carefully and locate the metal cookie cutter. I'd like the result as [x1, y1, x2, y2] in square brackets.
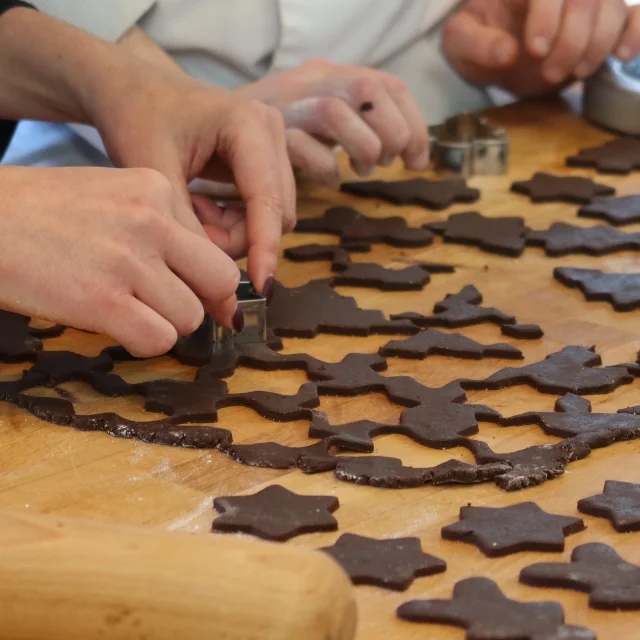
[583, 55, 640, 135]
[429, 113, 509, 176]
[211, 278, 267, 350]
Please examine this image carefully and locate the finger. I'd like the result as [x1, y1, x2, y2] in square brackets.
[164, 220, 240, 327]
[542, 0, 600, 84]
[329, 75, 411, 165]
[132, 262, 205, 337]
[574, 0, 628, 78]
[525, 0, 566, 58]
[267, 108, 297, 235]
[105, 294, 178, 358]
[376, 72, 429, 170]
[442, 10, 519, 84]
[199, 204, 250, 260]
[286, 128, 340, 186]
[617, 7, 640, 61]
[284, 97, 382, 173]
[216, 114, 287, 293]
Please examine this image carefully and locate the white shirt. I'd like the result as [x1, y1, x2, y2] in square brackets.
[6, 0, 491, 168]
[31, 0, 490, 120]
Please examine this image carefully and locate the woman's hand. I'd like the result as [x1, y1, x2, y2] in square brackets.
[443, 0, 640, 96]
[87, 65, 295, 295]
[0, 166, 242, 357]
[236, 59, 431, 185]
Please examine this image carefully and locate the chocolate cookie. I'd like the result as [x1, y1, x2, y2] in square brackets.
[461, 438, 592, 491]
[511, 172, 615, 204]
[392, 285, 516, 329]
[554, 267, 640, 311]
[28, 349, 114, 386]
[380, 328, 523, 361]
[442, 502, 585, 557]
[567, 137, 640, 174]
[340, 177, 480, 210]
[500, 323, 544, 339]
[284, 242, 370, 268]
[398, 577, 595, 640]
[267, 279, 418, 337]
[527, 223, 640, 256]
[0, 311, 65, 363]
[284, 243, 455, 290]
[320, 533, 446, 591]
[212, 485, 339, 541]
[520, 543, 640, 610]
[579, 195, 640, 226]
[426, 211, 529, 256]
[502, 393, 640, 447]
[462, 345, 636, 395]
[294, 206, 433, 247]
[578, 480, 640, 532]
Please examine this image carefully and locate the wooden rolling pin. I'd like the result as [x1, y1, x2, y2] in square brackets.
[0, 509, 357, 640]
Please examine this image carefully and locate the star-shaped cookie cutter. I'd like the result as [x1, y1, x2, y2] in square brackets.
[430, 113, 509, 176]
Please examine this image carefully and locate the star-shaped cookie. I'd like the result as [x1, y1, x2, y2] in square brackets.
[320, 533, 446, 590]
[398, 577, 595, 640]
[212, 485, 340, 541]
[578, 480, 640, 532]
[442, 502, 585, 557]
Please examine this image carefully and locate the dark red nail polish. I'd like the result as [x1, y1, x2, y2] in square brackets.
[263, 276, 275, 305]
[232, 306, 244, 332]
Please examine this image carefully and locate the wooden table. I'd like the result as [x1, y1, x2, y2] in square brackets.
[3, 98, 640, 639]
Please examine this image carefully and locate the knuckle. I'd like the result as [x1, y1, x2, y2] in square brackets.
[349, 76, 381, 104]
[282, 210, 297, 233]
[300, 57, 331, 73]
[317, 97, 350, 123]
[383, 73, 409, 96]
[265, 105, 286, 130]
[133, 168, 173, 203]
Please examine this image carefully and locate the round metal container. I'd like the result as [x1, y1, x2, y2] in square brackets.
[583, 56, 640, 135]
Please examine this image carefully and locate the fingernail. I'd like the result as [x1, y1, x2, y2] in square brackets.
[495, 39, 514, 65]
[531, 36, 550, 57]
[263, 275, 275, 305]
[415, 149, 431, 170]
[575, 61, 592, 79]
[617, 45, 632, 61]
[352, 162, 375, 177]
[232, 306, 244, 332]
[379, 155, 396, 167]
[543, 66, 564, 85]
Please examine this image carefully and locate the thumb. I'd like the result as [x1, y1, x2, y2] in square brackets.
[444, 10, 519, 82]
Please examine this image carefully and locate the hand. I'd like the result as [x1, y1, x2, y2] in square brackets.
[0, 167, 241, 357]
[443, 0, 640, 96]
[236, 59, 431, 184]
[84, 58, 295, 295]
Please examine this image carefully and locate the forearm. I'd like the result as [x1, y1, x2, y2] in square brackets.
[118, 25, 182, 73]
[0, 7, 136, 123]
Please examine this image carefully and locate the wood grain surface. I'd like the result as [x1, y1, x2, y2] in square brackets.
[3, 98, 640, 639]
